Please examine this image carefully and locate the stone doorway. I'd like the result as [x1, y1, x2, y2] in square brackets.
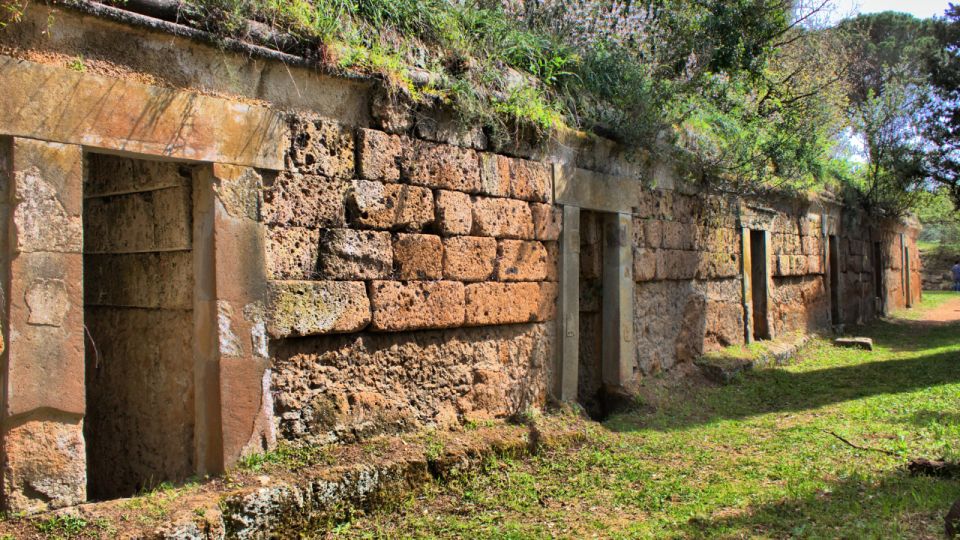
[82, 154, 197, 499]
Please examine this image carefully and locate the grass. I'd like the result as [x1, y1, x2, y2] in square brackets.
[334, 292, 960, 538]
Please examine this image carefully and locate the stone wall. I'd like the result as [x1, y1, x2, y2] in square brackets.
[266, 117, 559, 443]
[630, 191, 746, 374]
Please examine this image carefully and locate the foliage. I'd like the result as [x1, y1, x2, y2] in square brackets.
[924, 3, 960, 208]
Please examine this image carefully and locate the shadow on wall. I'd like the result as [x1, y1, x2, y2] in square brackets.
[610, 320, 960, 433]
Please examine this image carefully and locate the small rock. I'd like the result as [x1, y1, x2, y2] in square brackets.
[834, 337, 873, 351]
[946, 498, 960, 539]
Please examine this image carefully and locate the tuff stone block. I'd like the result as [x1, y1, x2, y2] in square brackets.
[369, 281, 466, 331]
[478, 153, 511, 197]
[656, 249, 699, 281]
[634, 247, 658, 282]
[84, 154, 190, 197]
[262, 172, 347, 229]
[531, 203, 562, 241]
[268, 281, 371, 338]
[347, 180, 434, 231]
[443, 236, 497, 282]
[84, 251, 193, 309]
[435, 190, 473, 236]
[357, 128, 403, 182]
[464, 282, 556, 326]
[393, 234, 443, 280]
[496, 240, 549, 281]
[265, 226, 320, 280]
[544, 241, 559, 282]
[403, 140, 481, 193]
[471, 196, 534, 239]
[318, 229, 393, 279]
[644, 220, 663, 249]
[288, 117, 355, 178]
[83, 187, 191, 253]
[509, 158, 552, 203]
[2, 418, 86, 513]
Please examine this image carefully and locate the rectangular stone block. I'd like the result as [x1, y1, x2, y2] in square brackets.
[347, 180, 434, 231]
[393, 233, 443, 280]
[435, 190, 473, 236]
[544, 241, 559, 282]
[265, 226, 320, 280]
[2, 418, 86, 513]
[357, 128, 403, 182]
[464, 282, 556, 326]
[661, 221, 695, 250]
[531, 203, 561, 241]
[655, 249, 698, 281]
[443, 236, 496, 282]
[496, 239, 549, 281]
[696, 251, 741, 280]
[85, 153, 191, 197]
[84, 251, 193, 309]
[634, 247, 657, 282]
[11, 140, 82, 254]
[403, 140, 481, 193]
[318, 229, 393, 279]
[479, 153, 511, 197]
[471, 196, 534, 239]
[369, 281, 465, 331]
[6, 251, 85, 417]
[509, 158, 552, 203]
[267, 281, 371, 338]
[262, 172, 347, 229]
[287, 117, 355, 178]
[644, 220, 663, 249]
[84, 187, 191, 253]
[580, 242, 602, 280]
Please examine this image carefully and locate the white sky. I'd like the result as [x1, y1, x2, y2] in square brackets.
[830, 0, 953, 21]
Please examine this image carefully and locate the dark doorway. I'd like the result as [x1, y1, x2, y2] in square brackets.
[83, 154, 197, 499]
[829, 235, 840, 324]
[750, 230, 770, 341]
[873, 241, 883, 299]
[577, 210, 605, 419]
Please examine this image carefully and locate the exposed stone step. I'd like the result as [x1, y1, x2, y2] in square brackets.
[694, 334, 812, 384]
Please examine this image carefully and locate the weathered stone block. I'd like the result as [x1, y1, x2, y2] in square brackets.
[85, 154, 191, 197]
[262, 172, 347, 229]
[644, 220, 663, 249]
[531, 203, 561, 241]
[403, 140, 481, 193]
[268, 281, 371, 337]
[435, 190, 473, 236]
[288, 117, 355, 178]
[393, 234, 443, 280]
[656, 250, 699, 281]
[634, 247, 658, 282]
[661, 221, 695, 250]
[443, 236, 497, 282]
[357, 128, 403, 182]
[318, 229, 393, 279]
[2, 418, 86, 513]
[509, 158, 552, 203]
[83, 188, 190, 253]
[347, 180, 434, 231]
[6, 251, 84, 417]
[84, 251, 193, 309]
[471, 196, 534, 239]
[265, 226, 320, 280]
[496, 240, 549, 281]
[696, 252, 741, 279]
[580, 242, 602, 280]
[478, 153, 511, 197]
[544, 241, 559, 282]
[464, 282, 556, 326]
[10, 140, 82, 254]
[369, 281, 465, 331]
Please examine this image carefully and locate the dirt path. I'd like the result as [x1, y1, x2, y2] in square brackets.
[919, 294, 960, 324]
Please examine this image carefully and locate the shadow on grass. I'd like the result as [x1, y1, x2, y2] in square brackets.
[608, 320, 960, 433]
[685, 468, 958, 538]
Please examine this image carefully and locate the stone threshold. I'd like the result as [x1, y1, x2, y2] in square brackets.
[0, 415, 588, 539]
[694, 333, 815, 384]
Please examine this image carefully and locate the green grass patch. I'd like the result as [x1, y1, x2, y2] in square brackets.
[334, 297, 960, 538]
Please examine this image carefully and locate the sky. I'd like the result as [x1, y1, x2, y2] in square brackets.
[830, 0, 953, 21]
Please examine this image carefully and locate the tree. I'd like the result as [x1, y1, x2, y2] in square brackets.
[924, 3, 960, 207]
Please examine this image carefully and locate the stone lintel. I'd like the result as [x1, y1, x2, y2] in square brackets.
[553, 164, 641, 214]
